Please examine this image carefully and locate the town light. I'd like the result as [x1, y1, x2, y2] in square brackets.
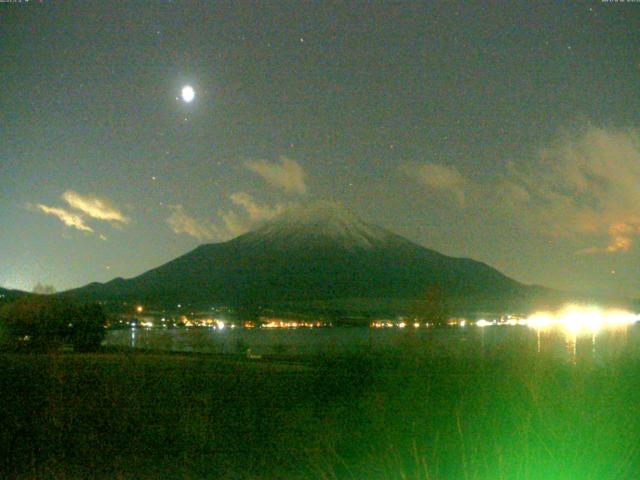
[525, 304, 639, 335]
[475, 319, 492, 327]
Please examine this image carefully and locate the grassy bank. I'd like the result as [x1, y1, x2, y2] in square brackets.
[1, 345, 640, 479]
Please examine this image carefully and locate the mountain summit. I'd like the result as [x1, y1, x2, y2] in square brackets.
[65, 203, 538, 315]
[240, 202, 405, 249]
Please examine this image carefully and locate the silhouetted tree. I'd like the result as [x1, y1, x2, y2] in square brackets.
[0, 297, 106, 352]
[71, 303, 107, 352]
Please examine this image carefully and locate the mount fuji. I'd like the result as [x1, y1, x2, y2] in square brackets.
[64, 203, 554, 315]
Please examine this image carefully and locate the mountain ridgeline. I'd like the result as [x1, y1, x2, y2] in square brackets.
[65, 203, 564, 316]
[0, 287, 30, 304]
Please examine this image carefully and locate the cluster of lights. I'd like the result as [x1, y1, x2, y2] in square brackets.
[261, 320, 328, 329]
[123, 303, 638, 336]
[473, 317, 527, 327]
[472, 304, 639, 335]
[370, 321, 395, 328]
[182, 317, 228, 329]
[370, 321, 430, 329]
[524, 305, 639, 334]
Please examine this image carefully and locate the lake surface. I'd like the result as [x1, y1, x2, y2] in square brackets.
[104, 323, 640, 363]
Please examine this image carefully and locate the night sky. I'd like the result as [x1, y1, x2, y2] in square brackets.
[2, 1, 640, 297]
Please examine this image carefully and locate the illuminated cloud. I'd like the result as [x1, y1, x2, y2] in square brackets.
[504, 125, 640, 254]
[166, 194, 286, 242]
[33, 190, 128, 239]
[62, 190, 129, 223]
[245, 156, 307, 195]
[166, 205, 217, 241]
[604, 223, 636, 253]
[218, 210, 248, 238]
[219, 193, 286, 237]
[36, 204, 94, 233]
[229, 192, 284, 222]
[402, 162, 467, 207]
[577, 223, 639, 255]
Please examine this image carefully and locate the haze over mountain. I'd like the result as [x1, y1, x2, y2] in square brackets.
[64, 203, 578, 316]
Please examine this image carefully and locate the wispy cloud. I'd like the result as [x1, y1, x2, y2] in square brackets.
[603, 223, 636, 253]
[399, 124, 640, 255]
[576, 223, 639, 255]
[62, 190, 129, 223]
[503, 125, 640, 254]
[166, 205, 218, 241]
[166, 193, 286, 241]
[219, 193, 286, 237]
[36, 204, 94, 233]
[229, 192, 284, 222]
[245, 156, 307, 195]
[218, 210, 248, 238]
[402, 162, 468, 207]
[33, 190, 129, 238]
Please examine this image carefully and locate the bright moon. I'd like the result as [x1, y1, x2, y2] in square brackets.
[181, 85, 195, 103]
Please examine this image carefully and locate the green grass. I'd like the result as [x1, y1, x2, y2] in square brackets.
[1, 343, 640, 479]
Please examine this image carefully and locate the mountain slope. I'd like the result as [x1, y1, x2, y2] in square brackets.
[0, 287, 31, 303]
[65, 203, 539, 313]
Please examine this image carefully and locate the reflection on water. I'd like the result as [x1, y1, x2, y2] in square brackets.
[105, 320, 640, 363]
[130, 327, 136, 349]
[533, 323, 637, 363]
[566, 332, 576, 362]
[524, 305, 639, 362]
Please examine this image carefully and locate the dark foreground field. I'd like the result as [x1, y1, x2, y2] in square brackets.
[2, 343, 640, 479]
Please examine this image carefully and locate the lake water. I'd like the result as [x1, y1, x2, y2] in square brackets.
[104, 323, 640, 363]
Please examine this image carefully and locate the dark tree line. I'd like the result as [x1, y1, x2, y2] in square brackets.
[0, 296, 106, 352]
